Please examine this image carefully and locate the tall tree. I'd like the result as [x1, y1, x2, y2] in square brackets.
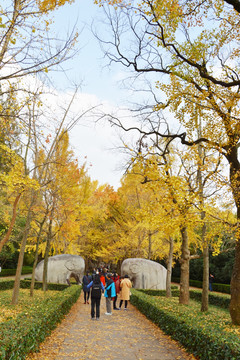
[95, 0, 240, 324]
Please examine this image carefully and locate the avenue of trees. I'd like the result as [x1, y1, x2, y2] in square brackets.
[0, 0, 239, 328]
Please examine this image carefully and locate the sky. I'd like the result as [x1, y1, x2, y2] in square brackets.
[45, 1, 135, 189]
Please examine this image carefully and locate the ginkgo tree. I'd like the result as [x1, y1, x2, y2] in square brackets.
[1, 82, 96, 302]
[0, 0, 77, 85]
[117, 168, 168, 261]
[115, 127, 232, 306]
[0, 151, 39, 254]
[134, 151, 201, 304]
[95, 0, 240, 325]
[35, 131, 83, 290]
[117, 159, 182, 296]
[78, 184, 120, 267]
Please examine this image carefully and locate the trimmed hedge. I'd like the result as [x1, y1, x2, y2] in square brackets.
[0, 279, 69, 291]
[20, 279, 69, 291]
[189, 289, 230, 309]
[0, 266, 33, 277]
[172, 277, 230, 294]
[0, 281, 81, 360]
[212, 283, 231, 294]
[138, 287, 179, 297]
[138, 288, 231, 310]
[130, 289, 240, 360]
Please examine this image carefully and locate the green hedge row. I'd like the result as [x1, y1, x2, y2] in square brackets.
[138, 288, 231, 309]
[172, 277, 230, 294]
[0, 281, 81, 360]
[189, 289, 230, 309]
[0, 279, 69, 291]
[130, 289, 240, 360]
[0, 266, 33, 277]
[20, 279, 69, 291]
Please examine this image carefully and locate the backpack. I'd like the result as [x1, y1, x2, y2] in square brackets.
[91, 283, 102, 299]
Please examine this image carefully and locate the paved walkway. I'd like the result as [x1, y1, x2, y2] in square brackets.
[27, 292, 196, 360]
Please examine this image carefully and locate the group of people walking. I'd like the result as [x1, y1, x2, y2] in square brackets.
[82, 269, 132, 320]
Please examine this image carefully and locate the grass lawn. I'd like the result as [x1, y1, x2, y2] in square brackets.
[152, 294, 240, 338]
[0, 289, 60, 323]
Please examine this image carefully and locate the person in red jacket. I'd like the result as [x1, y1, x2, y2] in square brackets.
[112, 273, 121, 310]
[100, 271, 106, 287]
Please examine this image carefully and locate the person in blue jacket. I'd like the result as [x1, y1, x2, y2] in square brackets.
[104, 273, 116, 315]
[87, 272, 105, 320]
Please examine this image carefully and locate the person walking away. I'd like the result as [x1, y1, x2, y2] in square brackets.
[104, 273, 116, 315]
[209, 273, 214, 291]
[82, 271, 92, 304]
[119, 274, 132, 310]
[87, 273, 104, 320]
[112, 273, 121, 310]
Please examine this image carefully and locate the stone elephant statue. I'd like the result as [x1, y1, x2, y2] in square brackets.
[121, 258, 167, 290]
[35, 254, 85, 285]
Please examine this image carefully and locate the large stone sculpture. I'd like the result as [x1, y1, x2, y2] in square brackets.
[35, 254, 85, 285]
[121, 258, 167, 290]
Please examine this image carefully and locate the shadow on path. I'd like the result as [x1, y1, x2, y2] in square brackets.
[27, 292, 197, 360]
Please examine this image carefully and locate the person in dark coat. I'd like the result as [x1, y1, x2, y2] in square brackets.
[87, 273, 104, 320]
[209, 273, 214, 291]
[82, 271, 92, 304]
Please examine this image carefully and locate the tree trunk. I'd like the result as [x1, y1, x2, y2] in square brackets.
[11, 206, 32, 305]
[230, 236, 240, 325]
[42, 202, 55, 292]
[30, 242, 39, 297]
[166, 236, 173, 298]
[30, 216, 46, 297]
[179, 226, 190, 305]
[227, 148, 240, 325]
[200, 206, 208, 311]
[42, 227, 52, 292]
[116, 259, 121, 274]
[0, 192, 22, 253]
[201, 241, 209, 312]
[148, 231, 152, 260]
[196, 131, 209, 312]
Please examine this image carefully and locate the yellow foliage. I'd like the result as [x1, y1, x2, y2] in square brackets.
[0, 145, 40, 195]
[37, 0, 75, 12]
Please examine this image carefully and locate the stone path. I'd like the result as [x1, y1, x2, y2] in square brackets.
[27, 292, 197, 360]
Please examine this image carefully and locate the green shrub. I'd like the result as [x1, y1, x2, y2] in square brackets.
[137, 289, 179, 297]
[171, 278, 230, 294]
[0, 280, 15, 290]
[0, 269, 17, 276]
[0, 266, 33, 277]
[0, 283, 81, 360]
[212, 283, 230, 294]
[130, 289, 240, 360]
[0, 280, 69, 292]
[139, 288, 230, 310]
[189, 289, 230, 309]
[20, 279, 69, 291]
[190, 279, 202, 288]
